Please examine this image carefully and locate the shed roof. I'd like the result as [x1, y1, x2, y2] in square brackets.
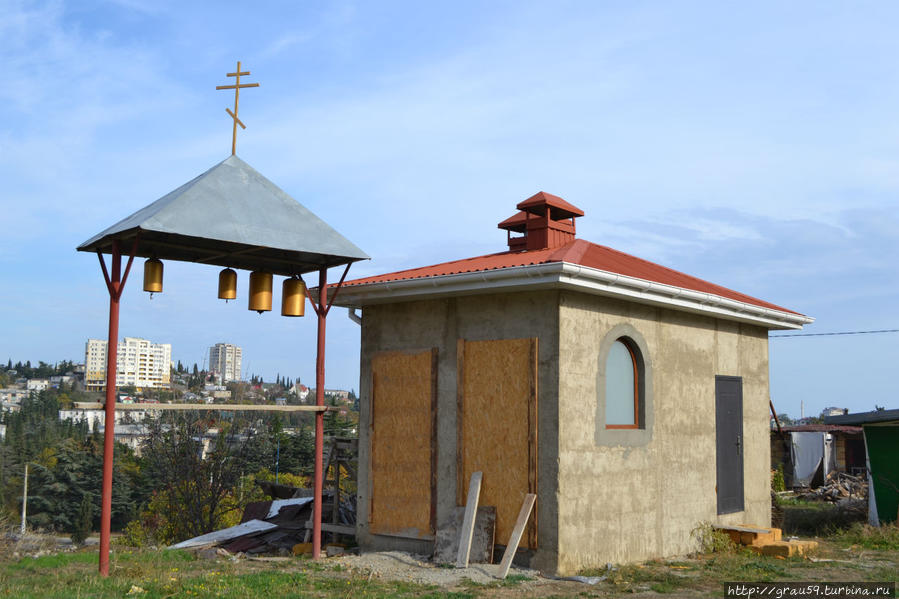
[778, 424, 863, 434]
[824, 409, 899, 426]
[78, 155, 369, 276]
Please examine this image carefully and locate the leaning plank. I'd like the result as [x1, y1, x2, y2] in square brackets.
[73, 402, 332, 412]
[456, 471, 483, 568]
[170, 519, 277, 549]
[498, 493, 536, 579]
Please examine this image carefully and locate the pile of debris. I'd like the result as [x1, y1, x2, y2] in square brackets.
[171, 488, 356, 556]
[798, 471, 867, 503]
[171, 436, 359, 556]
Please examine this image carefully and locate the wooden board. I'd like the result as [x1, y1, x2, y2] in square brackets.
[73, 402, 331, 412]
[457, 338, 537, 549]
[369, 349, 437, 536]
[498, 493, 536, 579]
[456, 471, 482, 567]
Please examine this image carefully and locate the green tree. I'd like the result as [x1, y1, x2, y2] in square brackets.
[71, 493, 93, 544]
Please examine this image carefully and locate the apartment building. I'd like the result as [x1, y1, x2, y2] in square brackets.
[85, 337, 172, 391]
[209, 343, 242, 383]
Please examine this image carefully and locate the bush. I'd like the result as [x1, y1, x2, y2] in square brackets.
[691, 522, 736, 554]
[772, 466, 786, 493]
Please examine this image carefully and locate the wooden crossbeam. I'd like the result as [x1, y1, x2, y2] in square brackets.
[73, 402, 333, 413]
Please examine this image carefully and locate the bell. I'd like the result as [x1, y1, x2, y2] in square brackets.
[218, 268, 237, 300]
[248, 271, 272, 313]
[281, 277, 306, 317]
[143, 258, 163, 294]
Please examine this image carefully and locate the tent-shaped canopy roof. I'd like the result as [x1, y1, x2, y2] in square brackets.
[78, 155, 368, 277]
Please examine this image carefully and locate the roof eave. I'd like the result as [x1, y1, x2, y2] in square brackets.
[329, 262, 813, 330]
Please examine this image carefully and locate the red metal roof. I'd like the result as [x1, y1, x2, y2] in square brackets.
[343, 238, 802, 315]
[497, 211, 528, 232]
[517, 191, 584, 218]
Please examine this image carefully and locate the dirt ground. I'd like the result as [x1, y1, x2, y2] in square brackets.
[327, 542, 899, 598]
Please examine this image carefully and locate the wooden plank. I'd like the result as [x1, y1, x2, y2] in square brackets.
[430, 347, 439, 534]
[527, 338, 539, 548]
[456, 471, 482, 568]
[498, 493, 536, 579]
[456, 339, 466, 506]
[73, 402, 331, 412]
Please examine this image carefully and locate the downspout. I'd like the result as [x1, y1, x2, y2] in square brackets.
[348, 307, 362, 325]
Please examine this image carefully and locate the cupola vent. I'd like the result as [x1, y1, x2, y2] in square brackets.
[498, 191, 584, 251]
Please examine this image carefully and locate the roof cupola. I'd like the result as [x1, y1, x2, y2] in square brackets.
[498, 191, 584, 251]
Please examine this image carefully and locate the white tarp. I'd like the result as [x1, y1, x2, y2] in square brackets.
[170, 519, 277, 549]
[791, 432, 824, 487]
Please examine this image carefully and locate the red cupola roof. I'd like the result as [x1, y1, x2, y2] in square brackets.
[498, 191, 583, 251]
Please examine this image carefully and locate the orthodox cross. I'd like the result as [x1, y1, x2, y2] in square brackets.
[216, 61, 260, 155]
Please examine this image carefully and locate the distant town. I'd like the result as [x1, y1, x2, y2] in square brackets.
[0, 336, 359, 450]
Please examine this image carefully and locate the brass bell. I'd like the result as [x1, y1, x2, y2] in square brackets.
[248, 271, 272, 313]
[218, 268, 237, 301]
[281, 277, 306, 317]
[143, 258, 163, 295]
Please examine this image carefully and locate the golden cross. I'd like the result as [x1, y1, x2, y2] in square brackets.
[216, 61, 260, 155]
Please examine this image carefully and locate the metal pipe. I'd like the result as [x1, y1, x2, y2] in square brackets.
[99, 240, 122, 576]
[20, 463, 27, 535]
[770, 399, 784, 435]
[312, 266, 327, 559]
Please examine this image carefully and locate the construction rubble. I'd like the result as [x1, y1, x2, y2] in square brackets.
[796, 471, 868, 503]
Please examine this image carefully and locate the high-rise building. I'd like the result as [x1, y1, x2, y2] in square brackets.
[85, 337, 172, 391]
[209, 343, 242, 383]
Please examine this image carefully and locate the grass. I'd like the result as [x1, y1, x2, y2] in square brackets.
[0, 550, 475, 599]
[834, 522, 899, 550]
[777, 497, 867, 535]
[0, 529, 897, 598]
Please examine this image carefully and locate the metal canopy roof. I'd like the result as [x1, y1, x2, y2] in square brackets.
[77, 155, 369, 276]
[824, 409, 899, 426]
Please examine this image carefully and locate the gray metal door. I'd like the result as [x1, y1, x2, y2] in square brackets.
[715, 375, 744, 514]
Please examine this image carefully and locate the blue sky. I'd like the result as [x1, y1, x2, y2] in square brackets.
[1, 1, 897, 419]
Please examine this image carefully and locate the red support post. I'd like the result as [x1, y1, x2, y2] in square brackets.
[99, 241, 122, 576]
[312, 267, 327, 559]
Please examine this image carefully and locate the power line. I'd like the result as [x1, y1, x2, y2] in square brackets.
[769, 328, 899, 338]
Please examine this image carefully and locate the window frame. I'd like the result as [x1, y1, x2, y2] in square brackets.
[605, 338, 640, 430]
[595, 323, 653, 448]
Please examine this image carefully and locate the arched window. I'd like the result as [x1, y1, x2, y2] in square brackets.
[605, 338, 639, 429]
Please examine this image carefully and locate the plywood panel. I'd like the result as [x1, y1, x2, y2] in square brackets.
[458, 338, 537, 548]
[370, 349, 437, 536]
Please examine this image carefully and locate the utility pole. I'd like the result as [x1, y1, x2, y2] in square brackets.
[20, 463, 28, 535]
